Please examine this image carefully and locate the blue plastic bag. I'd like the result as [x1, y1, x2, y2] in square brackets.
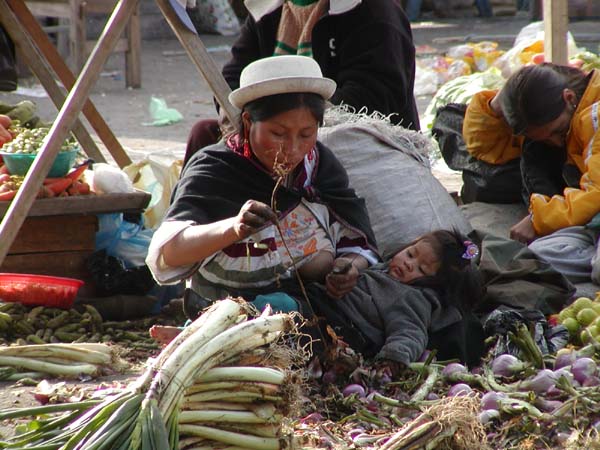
[95, 213, 154, 268]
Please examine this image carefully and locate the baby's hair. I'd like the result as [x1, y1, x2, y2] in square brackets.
[409, 229, 484, 310]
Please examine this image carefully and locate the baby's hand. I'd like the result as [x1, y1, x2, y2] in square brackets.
[374, 360, 405, 382]
[326, 257, 358, 299]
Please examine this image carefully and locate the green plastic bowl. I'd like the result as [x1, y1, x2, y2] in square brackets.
[0, 148, 80, 177]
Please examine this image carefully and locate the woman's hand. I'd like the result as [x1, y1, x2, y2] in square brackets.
[510, 214, 536, 244]
[0, 115, 12, 147]
[326, 257, 360, 299]
[233, 200, 277, 239]
[489, 91, 503, 117]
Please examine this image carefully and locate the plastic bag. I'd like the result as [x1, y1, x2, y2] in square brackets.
[414, 66, 440, 96]
[95, 213, 154, 268]
[92, 163, 136, 194]
[187, 0, 241, 36]
[123, 155, 183, 229]
[421, 67, 506, 135]
[493, 21, 580, 78]
[143, 97, 183, 127]
[86, 250, 156, 297]
[484, 307, 569, 358]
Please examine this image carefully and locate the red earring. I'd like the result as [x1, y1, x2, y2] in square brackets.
[243, 129, 251, 158]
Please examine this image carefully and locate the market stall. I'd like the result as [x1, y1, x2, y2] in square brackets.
[0, 0, 239, 290]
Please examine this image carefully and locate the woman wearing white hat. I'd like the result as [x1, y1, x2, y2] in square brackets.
[184, 0, 419, 165]
[147, 55, 379, 317]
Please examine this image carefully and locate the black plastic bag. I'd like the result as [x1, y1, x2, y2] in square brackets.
[86, 249, 156, 296]
[0, 25, 17, 92]
[483, 307, 569, 358]
[432, 103, 523, 204]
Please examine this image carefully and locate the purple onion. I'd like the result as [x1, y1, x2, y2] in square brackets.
[571, 357, 598, 385]
[442, 362, 468, 378]
[350, 367, 370, 385]
[347, 428, 366, 440]
[545, 385, 563, 399]
[478, 409, 500, 424]
[534, 398, 563, 413]
[480, 391, 506, 411]
[555, 432, 572, 446]
[365, 392, 379, 412]
[554, 348, 577, 370]
[491, 354, 528, 377]
[342, 384, 366, 398]
[426, 392, 440, 401]
[299, 412, 324, 424]
[519, 369, 558, 394]
[447, 383, 472, 397]
[307, 358, 323, 380]
[553, 366, 575, 384]
[583, 375, 600, 387]
[322, 370, 336, 385]
[418, 350, 434, 363]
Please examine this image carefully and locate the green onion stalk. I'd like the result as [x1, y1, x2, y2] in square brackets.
[0, 299, 300, 450]
[0, 299, 245, 449]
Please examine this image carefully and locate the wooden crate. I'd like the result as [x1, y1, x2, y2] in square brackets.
[0, 191, 151, 296]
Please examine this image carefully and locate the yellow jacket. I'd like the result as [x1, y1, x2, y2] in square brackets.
[531, 70, 600, 236]
[463, 90, 524, 165]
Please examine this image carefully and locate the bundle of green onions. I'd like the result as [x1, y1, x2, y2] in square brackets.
[0, 343, 126, 380]
[0, 298, 301, 449]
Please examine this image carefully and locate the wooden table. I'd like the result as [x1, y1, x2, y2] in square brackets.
[0, 190, 151, 295]
[0, 0, 239, 269]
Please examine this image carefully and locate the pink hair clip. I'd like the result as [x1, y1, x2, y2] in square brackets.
[462, 241, 479, 260]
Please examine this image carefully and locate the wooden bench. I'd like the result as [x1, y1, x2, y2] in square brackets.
[25, 0, 141, 88]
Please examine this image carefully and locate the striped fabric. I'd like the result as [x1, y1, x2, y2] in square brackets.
[274, 0, 327, 57]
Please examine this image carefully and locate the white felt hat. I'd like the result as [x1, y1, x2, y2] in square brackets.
[229, 55, 336, 109]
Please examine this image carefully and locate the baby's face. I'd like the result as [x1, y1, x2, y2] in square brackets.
[388, 240, 440, 283]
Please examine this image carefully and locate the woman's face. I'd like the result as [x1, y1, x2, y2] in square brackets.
[243, 107, 319, 175]
[388, 240, 440, 283]
[525, 107, 574, 148]
[524, 89, 577, 148]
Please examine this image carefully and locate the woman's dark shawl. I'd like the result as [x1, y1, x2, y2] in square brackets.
[165, 141, 378, 251]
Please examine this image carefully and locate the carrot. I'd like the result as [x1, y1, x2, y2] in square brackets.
[66, 161, 91, 182]
[46, 178, 73, 195]
[67, 180, 91, 196]
[0, 173, 10, 184]
[0, 165, 8, 175]
[43, 177, 67, 185]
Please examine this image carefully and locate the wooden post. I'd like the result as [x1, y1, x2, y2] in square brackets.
[155, 0, 239, 128]
[7, 0, 133, 168]
[0, 1, 107, 164]
[543, 0, 569, 65]
[0, 0, 139, 266]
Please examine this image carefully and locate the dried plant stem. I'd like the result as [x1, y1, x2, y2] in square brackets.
[269, 149, 328, 351]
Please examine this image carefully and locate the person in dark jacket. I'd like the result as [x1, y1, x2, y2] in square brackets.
[185, 0, 420, 164]
[303, 229, 485, 372]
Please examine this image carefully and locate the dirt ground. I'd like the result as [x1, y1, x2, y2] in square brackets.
[1, 13, 600, 438]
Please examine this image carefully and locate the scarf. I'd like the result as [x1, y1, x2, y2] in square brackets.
[274, 0, 327, 56]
